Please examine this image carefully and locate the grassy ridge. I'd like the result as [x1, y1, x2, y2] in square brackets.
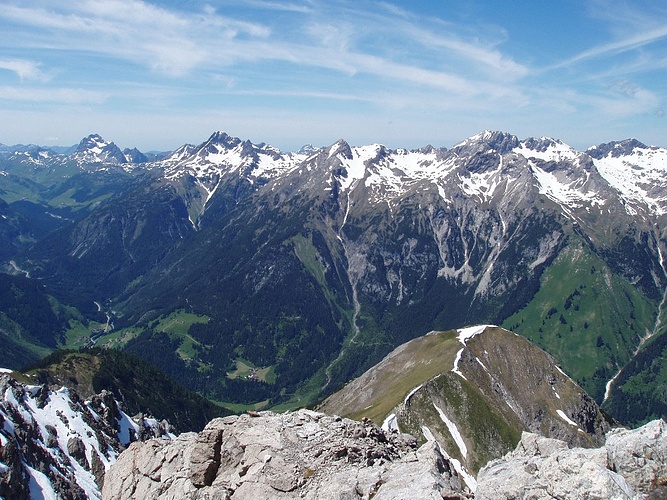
[318, 330, 461, 423]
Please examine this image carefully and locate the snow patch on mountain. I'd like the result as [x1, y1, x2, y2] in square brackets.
[514, 138, 580, 163]
[556, 409, 583, 432]
[433, 403, 467, 459]
[0, 375, 173, 499]
[457, 159, 503, 203]
[457, 325, 493, 343]
[592, 144, 667, 216]
[531, 163, 601, 208]
[381, 413, 399, 432]
[453, 325, 495, 379]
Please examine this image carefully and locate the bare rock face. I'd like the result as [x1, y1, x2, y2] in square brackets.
[606, 419, 667, 495]
[476, 419, 667, 499]
[102, 409, 472, 499]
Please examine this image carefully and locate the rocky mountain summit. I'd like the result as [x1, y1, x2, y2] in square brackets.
[102, 409, 667, 500]
[102, 409, 471, 500]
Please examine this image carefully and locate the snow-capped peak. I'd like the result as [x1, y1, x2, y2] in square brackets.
[587, 140, 667, 216]
[296, 144, 319, 155]
[452, 130, 519, 154]
[514, 137, 580, 163]
[586, 139, 649, 159]
[71, 134, 127, 165]
[327, 139, 353, 160]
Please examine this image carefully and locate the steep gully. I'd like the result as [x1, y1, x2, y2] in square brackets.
[323, 185, 362, 390]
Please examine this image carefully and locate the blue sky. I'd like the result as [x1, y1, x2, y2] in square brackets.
[0, 0, 666, 152]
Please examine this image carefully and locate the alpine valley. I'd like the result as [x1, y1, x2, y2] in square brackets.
[1, 129, 667, 432]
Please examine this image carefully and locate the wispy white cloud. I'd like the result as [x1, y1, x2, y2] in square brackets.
[0, 0, 528, 97]
[1, 0, 269, 76]
[233, 0, 313, 13]
[554, 25, 667, 68]
[0, 59, 50, 81]
[584, 0, 667, 34]
[0, 0, 664, 150]
[229, 88, 372, 102]
[526, 77, 661, 121]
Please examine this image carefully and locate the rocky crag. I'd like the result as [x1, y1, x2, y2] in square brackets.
[476, 419, 667, 500]
[102, 409, 471, 500]
[103, 412, 667, 500]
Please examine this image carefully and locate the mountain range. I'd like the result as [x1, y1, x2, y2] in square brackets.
[0, 130, 666, 428]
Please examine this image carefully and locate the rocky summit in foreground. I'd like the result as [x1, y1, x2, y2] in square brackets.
[102, 409, 471, 499]
[476, 419, 667, 500]
[102, 411, 667, 500]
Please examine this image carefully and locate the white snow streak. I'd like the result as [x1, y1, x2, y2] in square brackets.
[433, 403, 467, 459]
[421, 426, 477, 492]
[403, 384, 423, 405]
[381, 413, 399, 433]
[452, 349, 467, 380]
[457, 325, 492, 343]
[556, 409, 579, 428]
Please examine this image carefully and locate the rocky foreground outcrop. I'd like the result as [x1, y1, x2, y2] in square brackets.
[103, 411, 667, 500]
[476, 419, 667, 500]
[102, 409, 471, 499]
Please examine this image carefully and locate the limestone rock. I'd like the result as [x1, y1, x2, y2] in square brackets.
[102, 407, 667, 500]
[606, 419, 667, 495]
[102, 409, 471, 499]
[68, 436, 90, 470]
[189, 426, 223, 487]
[476, 419, 667, 499]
